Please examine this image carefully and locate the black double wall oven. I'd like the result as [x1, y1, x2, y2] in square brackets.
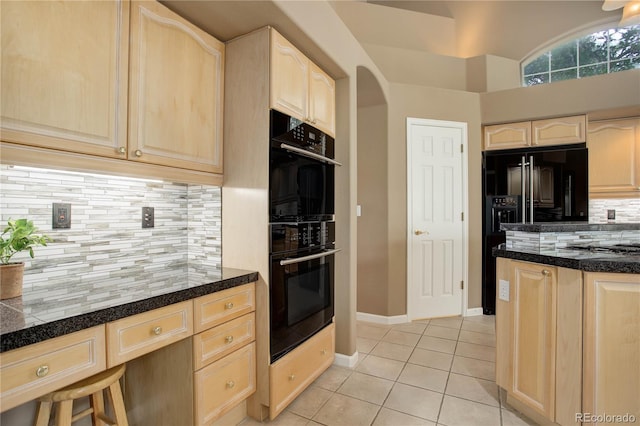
[269, 110, 338, 363]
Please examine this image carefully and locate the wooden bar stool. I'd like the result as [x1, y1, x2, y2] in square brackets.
[34, 363, 128, 426]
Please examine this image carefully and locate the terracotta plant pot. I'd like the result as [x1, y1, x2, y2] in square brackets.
[0, 262, 25, 300]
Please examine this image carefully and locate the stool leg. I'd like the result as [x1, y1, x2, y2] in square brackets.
[108, 381, 128, 426]
[91, 389, 106, 426]
[55, 400, 73, 426]
[34, 400, 52, 426]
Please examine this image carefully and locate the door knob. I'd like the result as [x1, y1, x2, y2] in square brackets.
[414, 230, 428, 235]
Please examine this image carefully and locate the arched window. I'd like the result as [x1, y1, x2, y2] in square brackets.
[522, 24, 640, 86]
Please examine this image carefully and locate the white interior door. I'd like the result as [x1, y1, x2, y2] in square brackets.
[407, 118, 467, 319]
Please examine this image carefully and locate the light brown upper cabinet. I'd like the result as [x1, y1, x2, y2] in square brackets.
[532, 115, 585, 147]
[1, 0, 224, 175]
[484, 121, 531, 151]
[270, 30, 335, 137]
[0, 0, 129, 158]
[587, 117, 640, 198]
[128, 1, 224, 173]
[484, 115, 586, 151]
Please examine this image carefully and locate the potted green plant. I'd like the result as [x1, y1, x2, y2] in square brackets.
[0, 218, 50, 299]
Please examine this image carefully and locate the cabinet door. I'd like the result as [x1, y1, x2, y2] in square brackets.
[532, 115, 586, 147]
[0, 0, 129, 158]
[270, 29, 308, 122]
[484, 122, 531, 151]
[129, 1, 224, 173]
[510, 261, 556, 420]
[308, 62, 335, 136]
[587, 118, 640, 197]
[583, 272, 640, 425]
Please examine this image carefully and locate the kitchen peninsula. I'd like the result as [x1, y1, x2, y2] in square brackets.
[493, 222, 639, 426]
[0, 266, 258, 425]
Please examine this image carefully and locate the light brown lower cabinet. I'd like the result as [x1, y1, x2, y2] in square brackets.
[195, 342, 256, 425]
[583, 272, 640, 426]
[0, 326, 106, 412]
[269, 323, 335, 419]
[124, 283, 256, 425]
[496, 258, 582, 425]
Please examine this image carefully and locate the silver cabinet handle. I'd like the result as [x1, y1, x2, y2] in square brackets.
[134, 150, 143, 157]
[521, 155, 526, 224]
[226, 380, 235, 389]
[224, 302, 234, 310]
[529, 155, 534, 224]
[117, 146, 126, 155]
[280, 248, 341, 266]
[152, 326, 162, 335]
[414, 230, 428, 235]
[542, 269, 550, 276]
[225, 335, 234, 344]
[288, 374, 296, 381]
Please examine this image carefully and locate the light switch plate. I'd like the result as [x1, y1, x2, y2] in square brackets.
[498, 279, 510, 302]
[52, 203, 71, 229]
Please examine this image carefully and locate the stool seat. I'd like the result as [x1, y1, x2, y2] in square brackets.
[35, 363, 128, 426]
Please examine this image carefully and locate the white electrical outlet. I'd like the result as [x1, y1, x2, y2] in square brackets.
[498, 279, 510, 301]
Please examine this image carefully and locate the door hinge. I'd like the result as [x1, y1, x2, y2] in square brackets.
[461, 280, 464, 290]
[461, 212, 464, 221]
[460, 144, 464, 153]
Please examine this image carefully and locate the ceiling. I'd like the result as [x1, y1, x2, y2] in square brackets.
[347, 1, 621, 60]
[163, 1, 622, 69]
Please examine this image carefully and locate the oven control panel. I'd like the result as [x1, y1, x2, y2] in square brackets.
[271, 222, 335, 254]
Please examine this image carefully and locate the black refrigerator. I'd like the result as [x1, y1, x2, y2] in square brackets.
[481, 144, 589, 314]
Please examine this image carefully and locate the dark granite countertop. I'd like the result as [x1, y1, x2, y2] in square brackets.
[500, 222, 640, 232]
[0, 266, 258, 352]
[493, 244, 640, 274]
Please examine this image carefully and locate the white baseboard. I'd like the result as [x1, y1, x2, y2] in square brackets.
[356, 312, 408, 325]
[334, 351, 359, 368]
[465, 307, 484, 317]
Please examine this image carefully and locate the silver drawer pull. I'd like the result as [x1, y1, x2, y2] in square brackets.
[542, 270, 550, 276]
[36, 365, 49, 378]
[134, 149, 143, 157]
[152, 326, 162, 335]
[117, 146, 126, 155]
[288, 374, 295, 381]
[224, 302, 234, 310]
[226, 380, 235, 389]
[225, 335, 234, 344]
[321, 349, 327, 355]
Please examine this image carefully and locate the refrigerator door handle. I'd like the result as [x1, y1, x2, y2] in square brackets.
[529, 155, 534, 224]
[521, 155, 527, 223]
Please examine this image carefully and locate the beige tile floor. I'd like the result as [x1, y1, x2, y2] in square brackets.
[241, 316, 537, 426]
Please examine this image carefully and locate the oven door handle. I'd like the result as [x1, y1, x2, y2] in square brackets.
[279, 248, 341, 266]
[280, 143, 343, 166]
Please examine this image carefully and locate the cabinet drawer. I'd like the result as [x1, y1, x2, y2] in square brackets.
[193, 312, 255, 370]
[106, 301, 193, 367]
[194, 283, 255, 333]
[194, 342, 256, 425]
[0, 326, 106, 412]
[269, 323, 334, 419]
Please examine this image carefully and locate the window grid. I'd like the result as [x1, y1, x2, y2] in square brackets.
[522, 25, 639, 86]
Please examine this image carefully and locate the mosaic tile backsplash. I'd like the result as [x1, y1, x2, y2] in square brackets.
[589, 198, 640, 223]
[0, 165, 221, 291]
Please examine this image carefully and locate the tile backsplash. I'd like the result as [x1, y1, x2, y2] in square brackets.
[589, 198, 640, 223]
[0, 165, 221, 290]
